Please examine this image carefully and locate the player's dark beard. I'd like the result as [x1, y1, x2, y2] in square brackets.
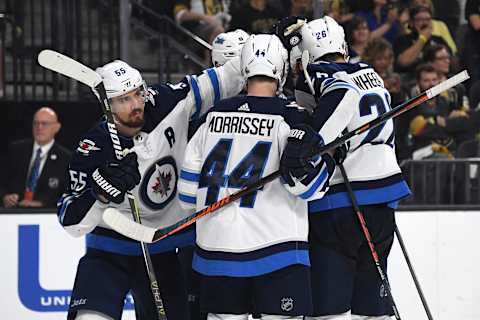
[116, 109, 145, 128]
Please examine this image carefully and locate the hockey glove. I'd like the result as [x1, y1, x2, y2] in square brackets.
[333, 143, 349, 165]
[280, 124, 323, 186]
[272, 16, 307, 51]
[91, 152, 141, 204]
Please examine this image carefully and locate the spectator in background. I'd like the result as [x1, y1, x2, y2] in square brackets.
[173, 0, 228, 45]
[229, 0, 282, 34]
[464, 0, 480, 84]
[346, 15, 370, 63]
[394, 5, 449, 77]
[408, 64, 474, 159]
[409, 0, 458, 55]
[357, 0, 404, 44]
[431, 0, 461, 38]
[0, 107, 71, 208]
[424, 44, 468, 111]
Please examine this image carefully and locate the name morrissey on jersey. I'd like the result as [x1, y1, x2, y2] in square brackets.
[208, 115, 275, 136]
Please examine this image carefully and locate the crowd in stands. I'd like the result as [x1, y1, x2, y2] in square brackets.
[168, 0, 480, 205]
[3, 0, 480, 208]
[169, 0, 480, 163]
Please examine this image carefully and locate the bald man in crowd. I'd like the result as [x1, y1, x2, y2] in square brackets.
[0, 107, 71, 208]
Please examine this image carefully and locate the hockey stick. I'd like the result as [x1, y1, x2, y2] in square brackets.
[394, 224, 434, 320]
[337, 163, 402, 320]
[103, 69, 470, 243]
[38, 50, 167, 320]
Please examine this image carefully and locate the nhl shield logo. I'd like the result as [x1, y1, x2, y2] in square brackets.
[280, 297, 294, 312]
[140, 156, 178, 210]
[48, 177, 59, 189]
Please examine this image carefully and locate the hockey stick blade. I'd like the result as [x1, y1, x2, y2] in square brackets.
[38, 49, 102, 88]
[103, 208, 156, 243]
[284, 18, 306, 36]
[103, 70, 469, 243]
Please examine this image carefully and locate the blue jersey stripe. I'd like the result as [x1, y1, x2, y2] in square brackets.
[192, 249, 310, 277]
[300, 167, 329, 200]
[190, 76, 202, 119]
[180, 169, 200, 182]
[86, 230, 195, 255]
[308, 180, 411, 212]
[58, 194, 75, 224]
[179, 193, 196, 204]
[206, 68, 221, 104]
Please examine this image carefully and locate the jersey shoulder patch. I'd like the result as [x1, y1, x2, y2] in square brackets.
[70, 122, 112, 170]
[142, 79, 191, 132]
[147, 80, 190, 109]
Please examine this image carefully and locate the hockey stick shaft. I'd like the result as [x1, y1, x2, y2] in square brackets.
[394, 224, 434, 320]
[338, 163, 401, 319]
[145, 70, 470, 242]
[38, 50, 166, 319]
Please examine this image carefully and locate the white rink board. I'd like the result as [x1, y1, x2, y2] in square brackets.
[0, 211, 479, 319]
[390, 210, 480, 320]
[0, 214, 135, 319]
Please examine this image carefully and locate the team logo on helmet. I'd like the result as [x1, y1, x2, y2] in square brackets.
[280, 297, 294, 312]
[289, 35, 300, 47]
[140, 156, 178, 210]
[214, 36, 225, 44]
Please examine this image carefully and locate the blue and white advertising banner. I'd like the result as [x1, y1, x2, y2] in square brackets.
[1, 211, 479, 319]
[1, 213, 135, 319]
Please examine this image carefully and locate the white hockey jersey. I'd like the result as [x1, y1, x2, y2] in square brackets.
[57, 58, 244, 254]
[178, 96, 335, 277]
[295, 62, 411, 213]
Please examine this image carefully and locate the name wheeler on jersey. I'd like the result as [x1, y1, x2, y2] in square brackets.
[178, 96, 335, 277]
[57, 58, 244, 255]
[295, 62, 411, 213]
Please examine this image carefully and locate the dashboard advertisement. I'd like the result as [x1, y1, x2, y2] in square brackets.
[1, 211, 479, 319]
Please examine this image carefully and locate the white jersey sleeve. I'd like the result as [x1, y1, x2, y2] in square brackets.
[184, 57, 244, 119]
[178, 123, 205, 211]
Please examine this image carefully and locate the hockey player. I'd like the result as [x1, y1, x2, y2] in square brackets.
[276, 17, 411, 319]
[57, 58, 244, 320]
[177, 34, 336, 319]
[211, 29, 249, 67]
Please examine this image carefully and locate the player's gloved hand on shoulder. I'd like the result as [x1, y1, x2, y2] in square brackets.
[280, 124, 323, 186]
[272, 16, 307, 51]
[92, 152, 141, 204]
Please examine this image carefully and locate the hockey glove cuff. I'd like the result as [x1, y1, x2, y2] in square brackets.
[92, 152, 141, 204]
[280, 124, 323, 186]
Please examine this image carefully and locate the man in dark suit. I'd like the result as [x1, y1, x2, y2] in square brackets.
[0, 107, 71, 208]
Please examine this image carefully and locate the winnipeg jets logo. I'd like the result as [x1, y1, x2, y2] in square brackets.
[140, 156, 178, 210]
[77, 139, 101, 156]
[215, 36, 225, 44]
[152, 165, 172, 196]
